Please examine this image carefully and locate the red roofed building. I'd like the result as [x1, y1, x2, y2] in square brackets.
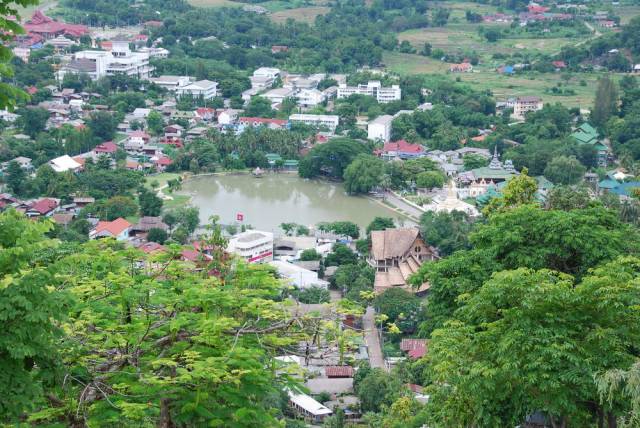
[239, 117, 288, 129]
[400, 338, 428, 360]
[26, 198, 59, 217]
[195, 107, 216, 121]
[23, 10, 88, 39]
[153, 156, 173, 172]
[380, 140, 426, 160]
[94, 141, 118, 155]
[26, 86, 38, 95]
[271, 45, 289, 54]
[325, 366, 354, 378]
[449, 62, 473, 73]
[552, 60, 567, 69]
[527, 4, 549, 13]
[90, 218, 132, 240]
[159, 137, 184, 149]
[138, 241, 166, 254]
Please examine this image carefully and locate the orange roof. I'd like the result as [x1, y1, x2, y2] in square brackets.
[94, 218, 131, 237]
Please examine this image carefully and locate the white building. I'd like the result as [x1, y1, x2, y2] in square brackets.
[289, 114, 340, 131]
[59, 39, 153, 81]
[148, 75, 192, 91]
[367, 114, 393, 142]
[337, 81, 401, 103]
[49, 155, 82, 173]
[269, 260, 329, 289]
[12, 47, 30, 63]
[297, 88, 326, 108]
[176, 80, 218, 100]
[253, 67, 281, 79]
[227, 230, 274, 264]
[249, 75, 274, 89]
[217, 109, 238, 125]
[137, 47, 170, 59]
[288, 391, 332, 423]
[262, 87, 295, 105]
[512, 96, 543, 120]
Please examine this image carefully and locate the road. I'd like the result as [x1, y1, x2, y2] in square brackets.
[383, 192, 422, 224]
[363, 306, 385, 370]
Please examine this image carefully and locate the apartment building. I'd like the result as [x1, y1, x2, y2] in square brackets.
[148, 75, 192, 91]
[289, 114, 340, 131]
[175, 80, 218, 100]
[337, 80, 401, 103]
[367, 114, 393, 142]
[512, 96, 543, 120]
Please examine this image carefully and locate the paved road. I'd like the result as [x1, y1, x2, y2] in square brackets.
[363, 306, 385, 370]
[383, 192, 422, 224]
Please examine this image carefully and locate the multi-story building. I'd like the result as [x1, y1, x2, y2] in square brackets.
[337, 81, 401, 103]
[261, 87, 295, 105]
[148, 75, 192, 91]
[289, 114, 340, 131]
[297, 89, 326, 108]
[58, 38, 153, 81]
[227, 230, 274, 263]
[253, 67, 281, 79]
[512, 96, 543, 120]
[367, 114, 393, 142]
[175, 80, 218, 100]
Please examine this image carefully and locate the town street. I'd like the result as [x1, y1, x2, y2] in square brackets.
[364, 306, 386, 370]
[383, 192, 422, 224]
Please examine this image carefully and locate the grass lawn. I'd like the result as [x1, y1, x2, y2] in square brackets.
[270, 6, 331, 23]
[384, 51, 611, 109]
[162, 194, 191, 211]
[15, 0, 57, 16]
[145, 172, 184, 190]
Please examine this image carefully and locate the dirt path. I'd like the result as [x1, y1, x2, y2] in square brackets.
[363, 306, 386, 370]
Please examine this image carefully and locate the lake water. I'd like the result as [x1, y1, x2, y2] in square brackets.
[178, 173, 403, 232]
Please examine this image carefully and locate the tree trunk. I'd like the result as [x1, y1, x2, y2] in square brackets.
[607, 412, 617, 428]
[158, 398, 174, 428]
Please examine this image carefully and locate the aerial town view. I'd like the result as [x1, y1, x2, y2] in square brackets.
[2, 0, 640, 426]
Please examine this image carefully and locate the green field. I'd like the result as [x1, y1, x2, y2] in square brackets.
[187, 0, 242, 8]
[383, 51, 610, 109]
[270, 6, 330, 23]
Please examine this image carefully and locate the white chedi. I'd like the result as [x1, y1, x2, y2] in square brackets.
[424, 181, 480, 217]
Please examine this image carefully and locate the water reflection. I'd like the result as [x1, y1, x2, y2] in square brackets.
[178, 173, 401, 232]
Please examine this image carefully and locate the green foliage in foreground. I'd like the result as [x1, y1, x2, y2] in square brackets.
[0, 210, 303, 427]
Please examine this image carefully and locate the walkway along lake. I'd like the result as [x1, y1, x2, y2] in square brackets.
[177, 173, 407, 232]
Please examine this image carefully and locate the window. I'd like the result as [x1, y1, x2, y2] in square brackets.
[415, 246, 421, 253]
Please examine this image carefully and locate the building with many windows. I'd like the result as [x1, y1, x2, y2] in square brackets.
[367, 114, 393, 142]
[175, 80, 218, 100]
[337, 81, 401, 103]
[512, 96, 543, 120]
[227, 230, 274, 264]
[289, 114, 340, 131]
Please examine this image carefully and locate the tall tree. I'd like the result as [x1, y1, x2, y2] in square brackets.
[592, 76, 618, 128]
[343, 154, 385, 194]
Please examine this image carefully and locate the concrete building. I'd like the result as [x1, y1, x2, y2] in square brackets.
[269, 260, 329, 289]
[297, 88, 326, 108]
[59, 39, 153, 81]
[367, 114, 393, 142]
[148, 75, 192, 91]
[288, 391, 332, 424]
[512, 96, 543, 120]
[253, 67, 281, 79]
[249, 75, 274, 89]
[289, 114, 340, 131]
[227, 230, 274, 263]
[261, 87, 295, 105]
[175, 80, 218, 100]
[337, 81, 401, 103]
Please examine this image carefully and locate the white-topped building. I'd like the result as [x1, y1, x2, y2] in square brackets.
[337, 80, 401, 103]
[58, 39, 153, 81]
[227, 230, 274, 264]
[289, 114, 340, 131]
[368, 114, 393, 142]
[297, 88, 326, 108]
[175, 80, 218, 100]
[288, 391, 332, 423]
[148, 75, 192, 91]
[253, 67, 281, 79]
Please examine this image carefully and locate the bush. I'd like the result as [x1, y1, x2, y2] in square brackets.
[292, 286, 330, 304]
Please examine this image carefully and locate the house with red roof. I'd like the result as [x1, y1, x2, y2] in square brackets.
[90, 217, 132, 240]
[527, 3, 549, 14]
[449, 62, 473, 73]
[195, 107, 216, 121]
[379, 140, 426, 160]
[93, 141, 118, 156]
[125, 130, 151, 152]
[239, 117, 289, 129]
[159, 137, 184, 149]
[137, 241, 166, 254]
[400, 338, 429, 360]
[552, 60, 567, 70]
[153, 156, 173, 172]
[26, 198, 59, 218]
